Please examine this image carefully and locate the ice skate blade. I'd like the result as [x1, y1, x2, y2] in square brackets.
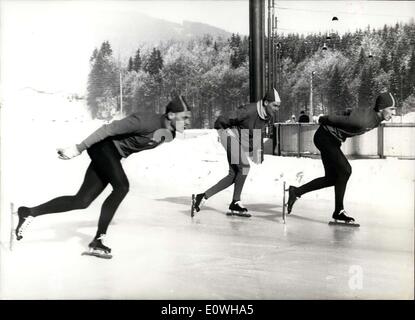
[328, 221, 360, 227]
[82, 251, 113, 259]
[226, 211, 251, 218]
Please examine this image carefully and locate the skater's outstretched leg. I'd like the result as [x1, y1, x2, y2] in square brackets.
[289, 127, 341, 214]
[299, 135, 351, 214]
[16, 163, 107, 240]
[194, 169, 234, 217]
[29, 163, 107, 217]
[287, 174, 336, 214]
[198, 132, 251, 217]
[204, 166, 236, 200]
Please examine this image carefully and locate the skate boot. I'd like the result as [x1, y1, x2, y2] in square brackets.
[287, 186, 300, 214]
[15, 207, 35, 241]
[191, 193, 206, 217]
[82, 234, 113, 259]
[227, 201, 251, 218]
[329, 210, 360, 227]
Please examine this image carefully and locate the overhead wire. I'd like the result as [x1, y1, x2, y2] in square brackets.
[276, 6, 413, 19]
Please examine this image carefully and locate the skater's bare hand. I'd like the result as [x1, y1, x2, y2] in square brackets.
[57, 145, 81, 160]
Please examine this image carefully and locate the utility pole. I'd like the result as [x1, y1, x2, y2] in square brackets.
[267, 0, 272, 91]
[118, 53, 123, 116]
[249, 0, 265, 102]
[119, 70, 123, 115]
[271, 0, 276, 89]
[309, 71, 315, 119]
[275, 19, 279, 89]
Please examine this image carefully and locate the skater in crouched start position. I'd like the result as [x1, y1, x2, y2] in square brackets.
[287, 92, 396, 225]
[16, 94, 191, 258]
[192, 88, 281, 217]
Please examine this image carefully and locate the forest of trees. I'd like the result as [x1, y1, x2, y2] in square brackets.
[87, 21, 415, 127]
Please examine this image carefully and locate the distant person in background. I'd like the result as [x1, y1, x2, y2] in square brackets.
[298, 110, 310, 123]
[286, 114, 296, 123]
[343, 108, 352, 116]
[15, 94, 192, 259]
[286, 92, 396, 225]
[191, 88, 281, 218]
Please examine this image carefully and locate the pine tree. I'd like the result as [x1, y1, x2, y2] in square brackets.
[379, 49, 390, 72]
[389, 52, 402, 106]
[358, 63, 376, 108]
[90, 48, 98, 64]
[127, 57, 134, 72]
[400, 65, 407, 100]
[144, 48, 163, 75]
[87, 41, 118, 119]
[381, 24, 388, 42]
[353, 47, 366, 76]
[406, 49, 415, 96]
[100, 41, 113, 57]
[229, 33, 245, 68]
[327, 65, 344, 113]
[133, 49, 142, 72]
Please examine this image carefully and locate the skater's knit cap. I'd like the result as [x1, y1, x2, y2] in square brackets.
[374, 92, 395, 112]
[264, 88, 281, 104]
[165, 94, 191, 113]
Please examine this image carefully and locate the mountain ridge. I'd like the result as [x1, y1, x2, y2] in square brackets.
[95, 12, 235, 56]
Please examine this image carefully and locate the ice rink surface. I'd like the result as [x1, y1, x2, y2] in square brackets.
[0, 95, 413, 299]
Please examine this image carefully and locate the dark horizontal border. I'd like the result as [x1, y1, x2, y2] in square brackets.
[0, 300, 413, 318]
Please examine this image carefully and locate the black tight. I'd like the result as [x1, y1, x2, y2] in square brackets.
[29, 139, 129, 237]
[297, 126, 352, 213]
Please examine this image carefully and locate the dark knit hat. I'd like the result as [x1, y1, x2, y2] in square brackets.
[374, 92, 395, 112]
[165, 94, 191, 113]
[263, 88, 281, 103]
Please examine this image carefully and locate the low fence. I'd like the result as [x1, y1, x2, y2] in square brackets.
[273, 123, 415, 159]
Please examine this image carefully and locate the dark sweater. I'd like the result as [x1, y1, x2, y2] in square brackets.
[319, 108, 382, 142]
[77, 113, 175, 158]
[214, 102, 270, 158]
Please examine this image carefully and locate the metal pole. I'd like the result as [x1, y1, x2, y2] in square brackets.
[249, 0, 265, 102]
[119, 70, 123, 115]
[118, 52, 123, 116]
[309, 71, 314, 119]
[271, 0, 276, 88]
[267, 0, 272, 91]
[275, 18, 279, 89]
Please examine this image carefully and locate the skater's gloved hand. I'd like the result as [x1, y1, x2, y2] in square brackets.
[57, 145, 81, 160]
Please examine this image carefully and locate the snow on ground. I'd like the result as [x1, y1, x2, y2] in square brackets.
[0, 92, 413, 299]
